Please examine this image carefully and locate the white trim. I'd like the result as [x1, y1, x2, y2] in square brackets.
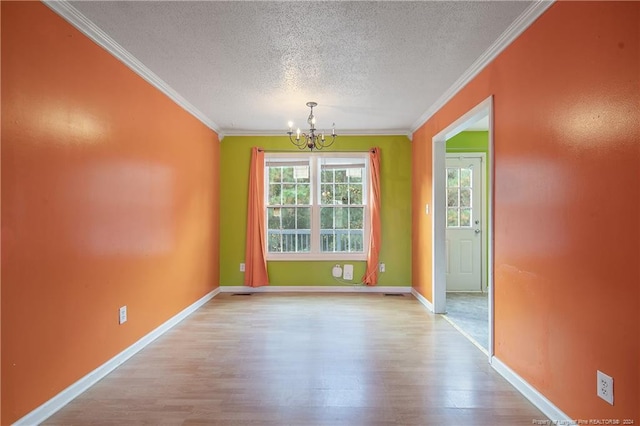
[13, 288, 220, 426]
[222, 129, 410, 137]
[432, 131, 447, 315]
[432, 96, 494, 360]
[42, 1, 220, 134]
[411, 288, 434, 312]
[487, 105, 495, 359]
[410, 0, 554, 133]
[491, 357, 572, 423]
[220, 285, 411, 294]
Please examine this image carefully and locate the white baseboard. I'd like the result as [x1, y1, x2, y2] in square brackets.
[491, 356, 572, 422]
[14, 288, 220, 426]
[220, 285, 411, 294]
[411, 288, 434, 312]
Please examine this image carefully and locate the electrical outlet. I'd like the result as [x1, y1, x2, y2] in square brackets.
[240, 263, 245, 272]
[119, 306, 127, 325]
[379, 263, 385, 273]
[597, 370, 614, 405]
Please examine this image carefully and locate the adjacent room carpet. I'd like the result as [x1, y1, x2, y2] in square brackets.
[444, 291, 489, 351]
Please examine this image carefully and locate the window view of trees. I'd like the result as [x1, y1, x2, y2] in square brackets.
[267, 165, 311, 252]
[446, 167, 473, 228]
[265, 156, 368, 255]
[319, 167, 365, 252]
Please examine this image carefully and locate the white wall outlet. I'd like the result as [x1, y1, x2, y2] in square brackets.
[332, 264, 342, 278]
[425, 204, 430, 215]
[119, 306, 127, 325]
[597, 370, 614, 405]
[343, 264, 354, 280]
[379, 263, 386, 273]
[240, 263, 245, 272]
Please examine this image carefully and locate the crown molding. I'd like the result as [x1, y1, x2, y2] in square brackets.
[410, 0, 555, 133]
[221, 129, 411, 138]
[43, 0, 221, 134]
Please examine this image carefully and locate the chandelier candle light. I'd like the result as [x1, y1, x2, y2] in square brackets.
[287, 102, 337, 151]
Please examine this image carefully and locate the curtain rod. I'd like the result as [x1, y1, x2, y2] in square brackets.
[257, 148, 376, 153]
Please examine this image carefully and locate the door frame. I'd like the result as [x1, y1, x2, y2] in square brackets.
[445, 152, 487, 292]
[432, 95, 494, 359]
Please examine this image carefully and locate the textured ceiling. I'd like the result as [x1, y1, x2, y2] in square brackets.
[66, 1, 535, 135]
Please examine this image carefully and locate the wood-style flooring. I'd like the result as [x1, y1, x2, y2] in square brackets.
[44, 293, 547, 425]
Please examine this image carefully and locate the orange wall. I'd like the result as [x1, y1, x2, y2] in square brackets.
[1, 2, 220, 424]
[412, 1, 639, 420]
[0, 2, 3, 424]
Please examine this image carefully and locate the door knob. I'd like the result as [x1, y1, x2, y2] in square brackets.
[474, 229, 481, 234]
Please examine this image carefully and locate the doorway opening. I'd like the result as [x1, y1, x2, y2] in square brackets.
[431, 96, 493, 358]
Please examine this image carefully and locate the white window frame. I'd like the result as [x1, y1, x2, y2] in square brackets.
[265, 152, 370, 261]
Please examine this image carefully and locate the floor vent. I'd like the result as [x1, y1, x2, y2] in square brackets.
[232, 293, 253, 296]
[383, 293, 405, 296]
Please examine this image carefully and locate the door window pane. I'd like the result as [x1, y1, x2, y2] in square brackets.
[446, 165, 474, 228]
[460, 168, 471, 187]
[447, 188, 459, 207]
[447, 208, 459, 227]
[460, 188, 471, 208]
[460, 209, 471, 227]
[447, 168, 459, 187]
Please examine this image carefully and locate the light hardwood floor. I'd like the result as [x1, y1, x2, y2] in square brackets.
[44, 293, 547, 425]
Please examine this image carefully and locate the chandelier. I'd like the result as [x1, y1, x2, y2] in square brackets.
[287, 102, 337, 151]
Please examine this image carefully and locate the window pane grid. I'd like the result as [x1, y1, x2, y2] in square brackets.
[446, 166, 473, 228]
[267, 206, 311, 253]
[267, 164, 311, 253]
[266, 156, 368, 256]
[319, 205, 365, 253]
[319, 163, 366, 253]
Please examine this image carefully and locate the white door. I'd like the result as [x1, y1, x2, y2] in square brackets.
[445, 155, 483, 291]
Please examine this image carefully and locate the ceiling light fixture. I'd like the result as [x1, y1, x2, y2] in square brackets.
[287, 102, 336, 151]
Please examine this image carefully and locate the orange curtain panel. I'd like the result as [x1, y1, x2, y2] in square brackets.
[244, 147, 269, 287]
[363, 147, 382, 285]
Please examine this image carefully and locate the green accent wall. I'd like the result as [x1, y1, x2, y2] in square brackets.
[220, 135, 412, 287]
[446, 131, 489, 288]
[446, 130, 489, 191]
[446, 130, 488, 153]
